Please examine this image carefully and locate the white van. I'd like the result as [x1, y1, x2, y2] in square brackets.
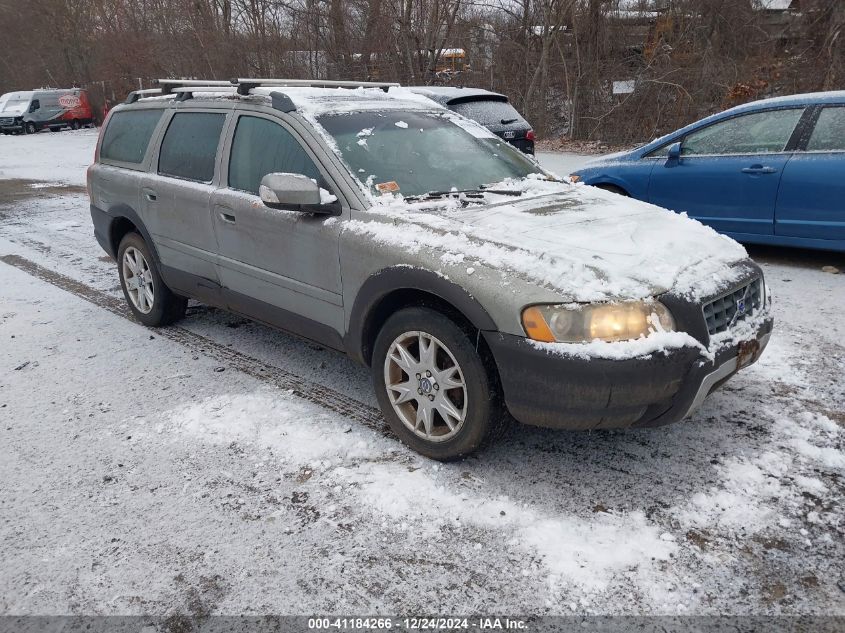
[0, 88, 94, 135]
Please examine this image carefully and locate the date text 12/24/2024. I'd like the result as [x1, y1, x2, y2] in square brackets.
[308, 617, 528, 630]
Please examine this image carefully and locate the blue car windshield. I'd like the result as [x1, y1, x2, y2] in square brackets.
[317, 111, 542, 198]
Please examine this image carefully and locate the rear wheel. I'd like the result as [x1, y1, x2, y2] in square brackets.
[373, 307, 507, 460]
[117, 232, 187, 327]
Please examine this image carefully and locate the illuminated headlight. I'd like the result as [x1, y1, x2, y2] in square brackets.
[522, 301, 676, 343]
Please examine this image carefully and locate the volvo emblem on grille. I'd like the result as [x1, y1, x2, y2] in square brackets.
[729, 284, 753, 327]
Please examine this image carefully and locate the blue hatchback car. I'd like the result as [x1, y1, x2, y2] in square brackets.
[571, 91, 845, 252]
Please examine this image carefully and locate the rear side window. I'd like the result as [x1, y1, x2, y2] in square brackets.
[806, 107, 845, 152]
[158, 112, 226, 183]
[228, 115, 324, 193]
[100, 109, 163, 164]
[450, 99, 523, 126]
[682, 108, 803, 156]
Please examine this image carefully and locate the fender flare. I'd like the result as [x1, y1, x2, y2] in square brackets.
[101, 203, 162, 266]
[345, 266, 498, 365]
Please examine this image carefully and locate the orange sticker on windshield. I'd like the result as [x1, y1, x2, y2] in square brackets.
[375, 181, 400, 193]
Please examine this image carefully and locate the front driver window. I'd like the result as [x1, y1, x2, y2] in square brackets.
[681, 108, 804, 156]
[228, 115, 325, 194]
[646, 142, 673, 158]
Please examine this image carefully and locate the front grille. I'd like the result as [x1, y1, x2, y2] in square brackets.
[703, 277, 763, 336]
[0, 117, 14, 126]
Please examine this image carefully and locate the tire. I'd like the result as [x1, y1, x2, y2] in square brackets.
[71, 119, 81, 130]
[595, 183, 629, 197]
[117, 232, 187, 327]
[24, 122, 37, 135]
[372, 306, 508, 461]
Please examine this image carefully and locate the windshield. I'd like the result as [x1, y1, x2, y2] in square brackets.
[1, 97, 30, 115]
[317, 110, 542, 198]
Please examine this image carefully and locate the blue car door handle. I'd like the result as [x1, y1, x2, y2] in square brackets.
[741, 165, 777, 174]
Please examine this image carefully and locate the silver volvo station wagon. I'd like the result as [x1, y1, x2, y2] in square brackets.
[87, 78, 773, 460]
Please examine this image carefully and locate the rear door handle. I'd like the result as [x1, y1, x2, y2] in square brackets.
[142, 188, 157, 201]
[741, 166, 777, 174]
[219, 212, 236, 224]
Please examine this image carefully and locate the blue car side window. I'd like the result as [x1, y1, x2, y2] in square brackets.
[806, 107, 845, 152]
[681, 109, 803, 157]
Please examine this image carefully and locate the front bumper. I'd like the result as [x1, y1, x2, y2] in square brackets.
[484, 316, 773, 430]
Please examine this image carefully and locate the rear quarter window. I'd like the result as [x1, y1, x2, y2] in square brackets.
[100, 109, 164, 164]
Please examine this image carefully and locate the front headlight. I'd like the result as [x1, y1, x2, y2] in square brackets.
[522, 301, 676, 343]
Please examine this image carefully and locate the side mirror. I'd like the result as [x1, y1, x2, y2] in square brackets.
[665, 141, 682, 167]
[259, 173, 340, 215]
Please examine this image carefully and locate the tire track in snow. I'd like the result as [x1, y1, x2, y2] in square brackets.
[0, 253, 388, 434]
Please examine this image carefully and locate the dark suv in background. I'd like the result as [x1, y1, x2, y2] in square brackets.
[407, 86, 535, 154]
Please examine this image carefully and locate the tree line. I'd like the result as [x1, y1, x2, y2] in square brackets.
[0, 0, 842, 143]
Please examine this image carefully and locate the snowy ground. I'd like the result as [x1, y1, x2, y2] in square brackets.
[1, 130, 844, 618]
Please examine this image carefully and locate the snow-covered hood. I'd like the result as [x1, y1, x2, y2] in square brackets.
[349, 178, 750, 303]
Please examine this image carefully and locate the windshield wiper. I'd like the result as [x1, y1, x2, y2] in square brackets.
[404, 187, 522, 202]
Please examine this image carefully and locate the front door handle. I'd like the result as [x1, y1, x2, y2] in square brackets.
[219, 212, 236, 224]
[142, 188, 158, 201]
[741, 165, 777, 174]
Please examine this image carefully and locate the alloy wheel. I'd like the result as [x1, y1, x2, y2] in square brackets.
[122, 246, 155, 314]
[383, 330, 467, 442]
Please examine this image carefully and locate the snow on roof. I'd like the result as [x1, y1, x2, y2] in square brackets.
[3, 91, 34, 101]
[251, 86, 445, 116]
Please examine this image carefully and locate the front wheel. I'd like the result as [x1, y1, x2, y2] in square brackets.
[71, 119, 81, 130]
[372, 307, 507, 460]
[117, 232, 187, 327]
[24, 122, 37, 135]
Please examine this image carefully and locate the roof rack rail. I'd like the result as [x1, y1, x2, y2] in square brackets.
[231, 78, 399, 93]
[157, 79, 232, 95]
[126, 77, 401, 107]
[124, 88, 162, 104]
